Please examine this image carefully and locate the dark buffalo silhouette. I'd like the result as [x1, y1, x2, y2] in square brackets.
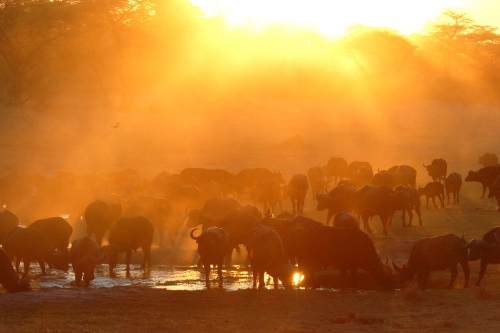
[246, 224, 294, 289]
[0, 248, 29, 292]
[70, 235, 106, 287]
[444, 172, 462, 204]
[465, 165, 500, 198]
[467, 227, 500, 286]
[393, 234, 469, 289]
[190, 227, 231, 289]
[85, 200, 122, 247]
[423, 158, 447, 182]
[418, 182, 445, 209]
[478, 153, 498, 168]
[104, 216, 154, 275]
[282, 174, 309, 214]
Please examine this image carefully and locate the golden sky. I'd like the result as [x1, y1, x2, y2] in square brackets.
[189, 0, 500, 37]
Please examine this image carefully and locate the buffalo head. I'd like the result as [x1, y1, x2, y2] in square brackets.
[467, 237, 498, 261]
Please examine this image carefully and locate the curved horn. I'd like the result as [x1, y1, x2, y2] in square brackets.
[422, 163, 428, 168]
[461, 233, 467, 243]
[190, 228, 201, 240]
[392, 260, 402, 273]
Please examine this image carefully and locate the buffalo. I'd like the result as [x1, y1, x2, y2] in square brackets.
[418, 182, 445, 209]
[0, 248, 29, 292]
[316, 183, 357, 226]
[104, 216, 154, 275]
[467, 227, 500, 286]
[307, 166, 331, 199]
[393, 234, 469, 289]
[70, 235, 106, 287]
[85, 199, 122, 247]
[423, 158, 447, 182]
[246, 224, 294, 289]
[190, 227, 231, 289]
[390, 165, 417, 187]
[236, 168, 285, 198]
[3, 227, 68, 276]
[465, 165, 500, 198]
[354, 185, 401, 235]
[251, 179, 283, 213]
[216, 204, 262, 267]
[393, 185, 422, 227]
[261, 215, 323, 267]
[28, 217, 73, 254]
[186, 197, 241, 229]
[478, 153, 498, 168]
[444, 172, 462, 204]
[323, 157, 348, 184]
[0, 209, 19, 245]
[282, 174, 309, 214]
[349, 162, 373, 188]
[488, 176, 500, 211]
[332, 211, 360, 229]
[301, 225, 392, 289]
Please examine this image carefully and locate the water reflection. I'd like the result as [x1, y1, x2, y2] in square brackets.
[15, 264, 260, 291]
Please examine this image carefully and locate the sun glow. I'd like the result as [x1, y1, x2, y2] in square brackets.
[189, 0, 479, 38]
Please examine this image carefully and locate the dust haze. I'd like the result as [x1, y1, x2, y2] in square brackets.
[0, 3, 498, 227]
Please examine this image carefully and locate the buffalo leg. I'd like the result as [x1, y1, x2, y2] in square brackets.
[15, 258, 21, 273]
[448, 264, 458, 289]
[408, 209, 414, 226]
[474, 260, 488, 287]
[439, 194, 445, 208]
[481, 184, 486, 198]
[460, 260, 470, 288]
[431, 197, 438, 209]
[361, 215, 373, 234]
[37, 260, 46, 275]
[217, 264, 223, 289]
[252, 270, 258, 289]
[205, 264, 211, 289]
[125, 250, 132, 272]
[417, 271, 430, 289]
[141, 246, 151, 270]
[74, 271, 82, 286]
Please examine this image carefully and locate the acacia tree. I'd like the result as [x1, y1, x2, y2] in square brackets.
[0, 0, 70, 106]
[421, 9, 500, 101]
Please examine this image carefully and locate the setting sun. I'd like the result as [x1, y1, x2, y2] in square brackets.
[189, 0, 497, 37]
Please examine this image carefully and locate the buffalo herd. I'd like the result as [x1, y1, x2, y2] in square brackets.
[1, 153, 500, 292]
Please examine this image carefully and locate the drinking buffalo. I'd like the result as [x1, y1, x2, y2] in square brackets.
[104, 217, 154, 275]
[393, 234, 469, 289]
[467, 227, 500, 286]
[190, 227, 231, 289]
[0, 248, 29, 292]
[301, 225, 392, 289]
[70, 235, 106, 287]
[246, 224, 294, 289]
[488, 176, 500, 211]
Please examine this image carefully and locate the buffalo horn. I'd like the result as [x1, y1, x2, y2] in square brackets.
[190, 228, 201, 240]
[392, 260, 402, 273]
[461, 233, 467, 243]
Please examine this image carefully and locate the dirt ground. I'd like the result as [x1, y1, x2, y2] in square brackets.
[2, 285, 500, 332]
